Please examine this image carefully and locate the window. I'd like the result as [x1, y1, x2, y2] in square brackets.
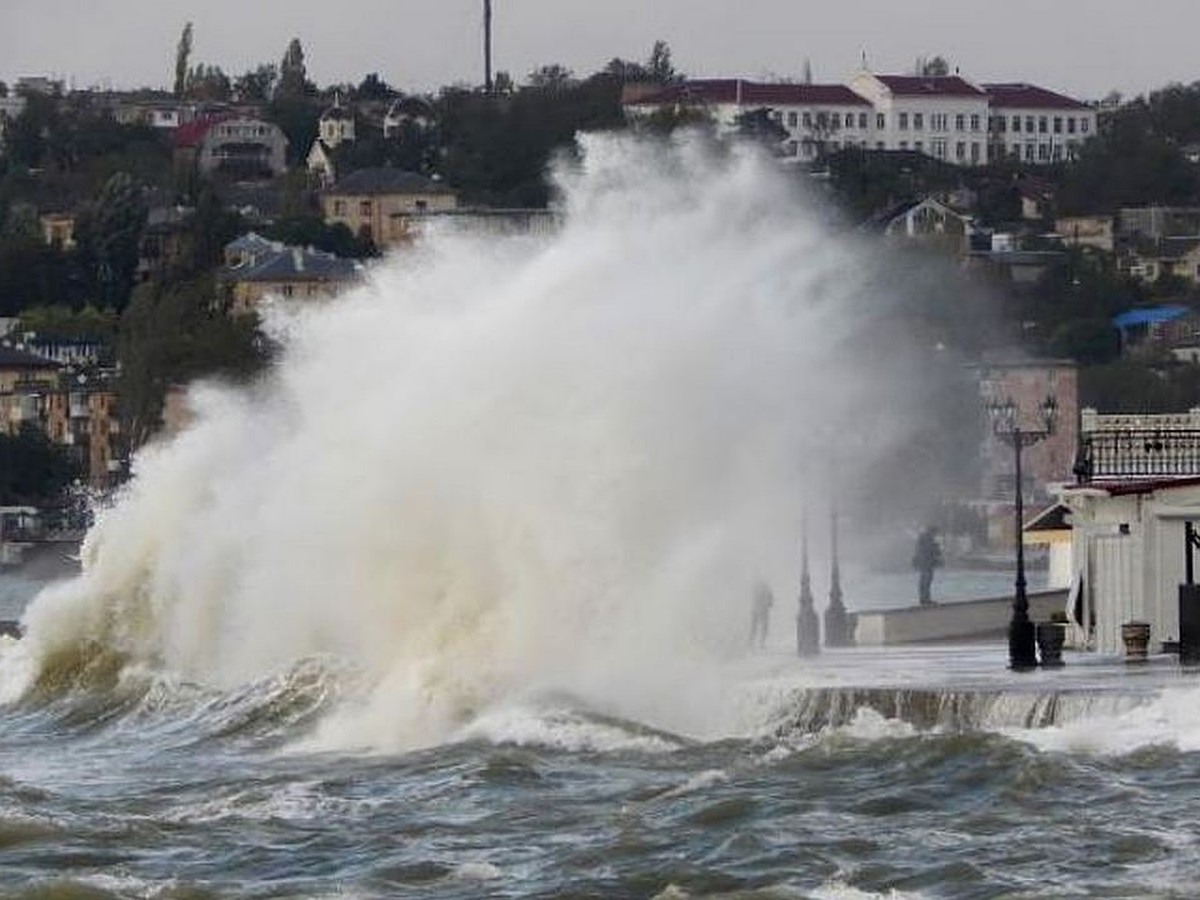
[1053, 145, 1063, 161]
[1012, 116, 1021, 132]
[899, 140, 908, 150]
[333, 200, 346, 216]
[802, 112, 812, 127]
[787, 111, 798, 127]
[899, 112, 908, 130]
[1038, 116, 1048, 133]
[913, 113, 923, 130]
[817, 112, 828, 128]
[1038, 144, 1050, 161]
[1068, 117, 1076, 134]
[1025, 143, 1035, 161]
[1053, 116, 1062, 133]
[858, 112, 868, 128]
[1081, 118, 1090, 133]
[359, 200, 372, 216]
[831, 113, 841, 128]
[955, 114, 965, 131]
[915, 140, 923, 153]
[1026, 116, 1035, 132]
[956, 141, 965, 160]
[842, 112, 852, 130]
[1011, 143, 1020, 157]
[876, 141, 885, 150]
[971, 142, 980, 163]
[933, 138, 946, 158]
[876, 112, 885, 129]
[970, 114, 980, 131]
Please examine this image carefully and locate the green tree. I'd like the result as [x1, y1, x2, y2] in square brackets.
[356, 72, 395, 100]
[0, 425, 78, 505]
[118, 276, 267, 446]
[73, 172, 148, 311]
[527, 64, 575, 92]
[278, 38, 311, 100]
[734, 107, 788, 149]
[918, 55, 951, 77]
[174, 22, 193, 98]
[233, 64, 277, 103]
[646, 40, 680, 84]
[185, 64, 232, 102]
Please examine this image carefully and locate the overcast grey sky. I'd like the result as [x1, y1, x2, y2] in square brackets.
[3, 0, 1191, 100]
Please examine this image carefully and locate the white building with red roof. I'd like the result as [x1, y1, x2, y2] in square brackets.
[623, 79, 874, 162]
[624, 72, 1095, 168]
[848, 72, 991, 165]
[983, 83, 1096, 164]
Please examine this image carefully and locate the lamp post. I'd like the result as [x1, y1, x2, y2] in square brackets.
[796, 507, 820, 656]
[987, 394, 1058, 670]
[824, 499, 854, 647]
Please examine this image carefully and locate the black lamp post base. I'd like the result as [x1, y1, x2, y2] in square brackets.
[796, 609, 820, 657]
[1009, 618, 1038, 670]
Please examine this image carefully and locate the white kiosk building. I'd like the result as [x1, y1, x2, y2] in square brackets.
[1056, 408, 1200, 655]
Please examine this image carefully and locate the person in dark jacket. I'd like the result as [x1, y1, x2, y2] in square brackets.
[912, 526, 943, 606]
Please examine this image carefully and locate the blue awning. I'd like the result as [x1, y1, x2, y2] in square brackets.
[1112, 305, 1190, 329]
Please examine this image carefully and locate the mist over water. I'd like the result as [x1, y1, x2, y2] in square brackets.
[7, 135, 956, 750]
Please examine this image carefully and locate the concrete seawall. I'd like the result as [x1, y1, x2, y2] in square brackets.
[854, 589, 1069, 646]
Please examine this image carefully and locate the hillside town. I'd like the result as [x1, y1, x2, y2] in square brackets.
[6, 30, 1200, 652]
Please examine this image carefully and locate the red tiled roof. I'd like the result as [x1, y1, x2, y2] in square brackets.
[875, 75, 987, 98]
[983, 83, 1090, 111]
[1091, 475, 1200, 496]
[172, 114, 231, 148]
[626, 79, 869, 107]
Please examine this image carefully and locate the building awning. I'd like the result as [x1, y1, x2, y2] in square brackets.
[1024, 503, 1072, 544]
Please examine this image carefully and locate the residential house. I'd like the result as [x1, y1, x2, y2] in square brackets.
[1119, 206, 1200, 242]
[382, 96, 434, 139]
[1123, 237, 1200, 285]
[174, 115, 288, 179]
[847, 72, 990, 165]
[1111, 304, 1200, 361]
[622, 79, 874, 161]
[867, 197, 973, 255]
[0, 344, 122, 487]
[306, 139, 337, 187]
[137, 206, 193, 282]
[222, 238, 363, 314]
[1055, 215, 1114, 252]
[318, 97, 355, 148]
[983, 83, 1095, 164]
[38, 211, 76, 250]
[0, 95, 26, 156]
[321, 168, 458, 247]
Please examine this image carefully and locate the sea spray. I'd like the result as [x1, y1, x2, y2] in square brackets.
[5, 133, 955, 749]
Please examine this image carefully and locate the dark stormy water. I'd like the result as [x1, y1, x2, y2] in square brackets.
[2, 599, 1199, 900]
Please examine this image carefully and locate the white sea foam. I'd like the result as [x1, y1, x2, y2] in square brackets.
[1009, 684, 1200, 756]
[3, 133, 953, 752]
[813, 881, 929, 900]
[455, 703, 683, 754]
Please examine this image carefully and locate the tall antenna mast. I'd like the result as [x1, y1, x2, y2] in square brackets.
[484, 0, 493, 93]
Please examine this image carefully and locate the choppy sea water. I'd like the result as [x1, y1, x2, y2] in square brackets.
[2, 570, 1199, 899]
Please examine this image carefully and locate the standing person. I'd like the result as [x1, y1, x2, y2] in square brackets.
[750, 581, 774, 649]
[912, 526, 943, 606]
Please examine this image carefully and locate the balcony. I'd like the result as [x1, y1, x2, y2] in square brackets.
[1075, 429, 1200, 481]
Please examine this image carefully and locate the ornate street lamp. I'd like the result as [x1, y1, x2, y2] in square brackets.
[824, 499, 854, 647]
[796, 507, 820, 656]
[987, 393, 1058, 670]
